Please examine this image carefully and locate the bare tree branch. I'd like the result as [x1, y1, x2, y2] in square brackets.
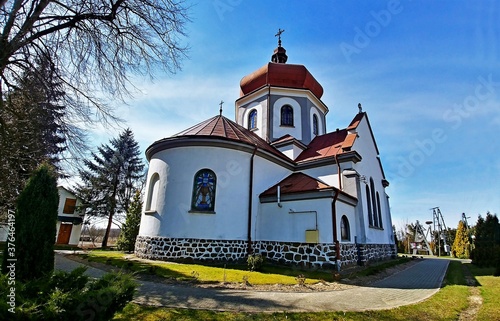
[1, 0, 190, 128]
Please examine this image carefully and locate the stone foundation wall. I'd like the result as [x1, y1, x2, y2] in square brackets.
[339, 243, 358, 267]
[135, 236, 396, 270]
[357, 243, 397, 265]
[135, 236, 248, 262]
[253, 241, 337, 269]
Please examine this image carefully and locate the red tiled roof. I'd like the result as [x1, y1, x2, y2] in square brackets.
[294, 113, 366, 163]
[271, 134, 295, 145]
[260, 172, 331, 197]
[240, 62, 324, 99]
[295, 129, 347, 162]
[347, 112, 364, 130]
[168, 115, 291, 162]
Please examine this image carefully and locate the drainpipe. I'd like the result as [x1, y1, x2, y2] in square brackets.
[277, 185, 282, 207]
[267, 85, 271, 142]
[332, 189, 341, 267]
[335, 150, 342, 191]
[247, 145, 258, 254]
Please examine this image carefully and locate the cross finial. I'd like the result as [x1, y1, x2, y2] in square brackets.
[358, 103, 362, 113]
[275, 28, 285, 47]
[219, 100, 224, 116]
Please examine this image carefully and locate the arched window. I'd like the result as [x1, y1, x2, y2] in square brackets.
[145, 173, 160, 212]
[366, 185, 373, 226]
[370, 178, 378, 227]
[312, 114, 319, 136]
[340, 215, 350, 241]
[280, 105, 294, 126]
[376, 192, 383, 228]
[191, 169, 216, 212]
[248, 109, 257, 130]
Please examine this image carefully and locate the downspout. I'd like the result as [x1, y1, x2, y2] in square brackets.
[332, 189, 341, 269]
[335, 150, 342, 191]
[333, 149, 343, 269]
[267, 84, 271, 142]
[247, 145, 258, 254]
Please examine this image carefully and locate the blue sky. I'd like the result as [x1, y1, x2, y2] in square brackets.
[87, 1, 500, 230]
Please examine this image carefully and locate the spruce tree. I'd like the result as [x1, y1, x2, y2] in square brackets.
[1, 163, 59, 281]
[472, 212, 500, 267]
[0, 57, 83, 220]
[117, 190, 143, 253]
[452, 220, 470, 258]
[77, 129, 144, 247]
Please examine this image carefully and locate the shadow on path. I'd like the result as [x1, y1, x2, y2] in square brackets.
[55, 253, 451, 312]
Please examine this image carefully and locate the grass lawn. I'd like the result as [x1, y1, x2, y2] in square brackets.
[82, 250, 330, 285]
[77, 250, 498, 321]
[112, 260, 472, 321]
[468, 265, 500, 321]
[81, 250, 411, 286]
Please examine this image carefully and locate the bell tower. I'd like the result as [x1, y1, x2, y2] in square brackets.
[235, 30, 329, 156]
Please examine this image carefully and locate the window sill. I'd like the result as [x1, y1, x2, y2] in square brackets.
[368, 225, 384, 230]
[280, 125, 295, 128]
[144, 210, 157, 215]
[249, 127, 259, 131]
[188, 210, 216, 214]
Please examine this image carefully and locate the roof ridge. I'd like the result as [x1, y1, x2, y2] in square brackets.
[210, 115, 223, 136]
[223, 116, 240, 139]
[173, 115, 217, 136]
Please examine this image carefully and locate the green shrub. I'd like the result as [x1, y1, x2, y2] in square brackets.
[247, 253, 264, 271]
[0, 267, 137, 320]
[117, 190, 142, 253]
[1, 163, 59, 281]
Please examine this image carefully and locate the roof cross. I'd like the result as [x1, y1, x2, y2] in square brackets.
[219, 100, 224, 116]
[275, 28, 285, 47]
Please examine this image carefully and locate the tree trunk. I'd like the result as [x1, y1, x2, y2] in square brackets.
[101, 209, 114, 248]
[102, 174, 119, 247]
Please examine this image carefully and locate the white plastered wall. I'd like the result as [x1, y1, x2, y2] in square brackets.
[139, 146, 253, 241]
[350, 117, 393, 245]
[257, 198, 333, 243]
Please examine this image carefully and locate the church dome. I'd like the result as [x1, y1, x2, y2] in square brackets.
[239, 62, 324, 99]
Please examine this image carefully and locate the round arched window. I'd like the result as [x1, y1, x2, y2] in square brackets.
[248, 109, 257, 130]
[280, 105, 294, 126]
[341, 215, 350, 241]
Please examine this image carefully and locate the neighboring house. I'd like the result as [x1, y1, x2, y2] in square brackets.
[135, 40, 396, 270]
[56, 186, 84, 245]
[0, 186, 84, 245]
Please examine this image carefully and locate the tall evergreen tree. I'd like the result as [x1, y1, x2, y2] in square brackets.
[471, 212, 500, 267]
[117, 190, 143, 253]
[77, 129, 144, 247]
[1, 163, 59, 281]
[0, 57, 84, 220]
[452, 220, 470, 258]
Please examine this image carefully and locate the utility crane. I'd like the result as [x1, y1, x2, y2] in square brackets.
[462, 212, 470, 229]
[413, 220, 434, 256]
[431, 207, 451, 256]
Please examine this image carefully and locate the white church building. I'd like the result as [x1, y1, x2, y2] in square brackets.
[135, 37, 396, 270]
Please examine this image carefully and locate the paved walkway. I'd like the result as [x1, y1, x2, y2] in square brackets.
[55, 253, 449, 312]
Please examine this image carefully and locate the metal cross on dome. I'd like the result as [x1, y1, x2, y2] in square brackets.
[219, 100, 224, 116]
[275, 28, 285, 47]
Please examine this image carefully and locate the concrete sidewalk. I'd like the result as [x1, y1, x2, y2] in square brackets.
[55, 253, 449, 312]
